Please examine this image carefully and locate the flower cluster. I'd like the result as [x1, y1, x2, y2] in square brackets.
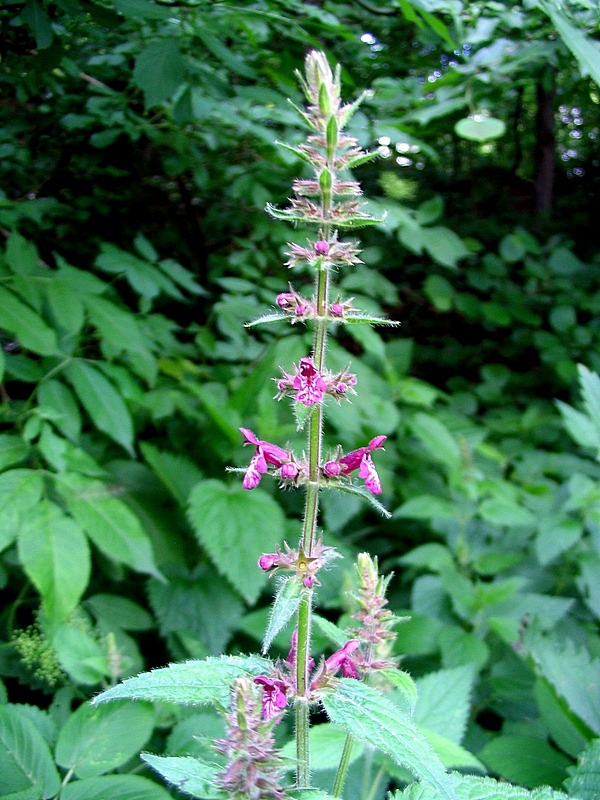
[258, 538, 339, 588]
[240, 427, 386, 495]
[252, 633, 363, 720]
[276, 357, 357, 406]
[214, 677, 286, 800]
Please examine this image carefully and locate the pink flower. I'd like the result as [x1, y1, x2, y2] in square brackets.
[280, 462, 299, 480]
[323, 461, 341, 477]
[258, 553, 279, 571]
[253, 676, 288, 720]
[240, 428, 290, 490]
[330, 302, 344, 316]
[325, 639, 361, 679]
[314, 240, 329, 255]
[339, 435, 387, 495]
[293, 357, 327, 405]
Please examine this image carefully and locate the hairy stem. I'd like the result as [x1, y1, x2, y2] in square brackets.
[295, 588, 312, 786]
[332, 732, 355, 796]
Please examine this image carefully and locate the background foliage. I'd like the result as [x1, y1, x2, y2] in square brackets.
[0, 0, 599, 798]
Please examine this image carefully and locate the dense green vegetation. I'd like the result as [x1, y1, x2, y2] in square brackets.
[0, 1, 599, 798]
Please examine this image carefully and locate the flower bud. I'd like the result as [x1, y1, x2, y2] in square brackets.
[258, 553, 279, 571]
[314, 240, 329, 255]
[323, 460, 341, 477]
[330, 302, 344, 316]
[280, 462, 299, 480]
[318, 82, 331, 116]
[326, 115, 338, 159]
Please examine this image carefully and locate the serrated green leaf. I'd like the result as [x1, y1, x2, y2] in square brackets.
[526, 634, 600, 735]
[38, 380, 82, 442]
[411, 413, 462, 472]
[534, 677, 590, 759]
[92, 655, 270, 707]
[133, 39, 187, 108]
[478, 735, 571, 789]
[142, 754, 224, 799]
[21, 0, 53, 48]
[0, 469, 44, 552]
[57, 473, 162, 580]
[0, 434, 28, 471]
[86, 593, 153, 631]
[56, 700, 154, 777]
[312, 614, 350, 649]
[188, 480, 285, 605]
[18, 501, 90, 626]
[65, 361, 134, 455]
[46, 278, 85, 336]
[392, 770, 570, 800]
[414, 666, 475, 745]
[0, 704, 61, 797]
[538, 2, 600, 85]
[423, 227, 469, 269]
[0, 286, 58, 356]
[383, 668, 419, 715]
[535, 516, 582, 565]
[564, 738, 600, 800]
[479, 498, 536, 527]
[322, 679, 456, 800]
[421, 727, 485, 771]
[262, 577, 301, 654]
[245, 311, 290, 327]
[555, 400, 600, 450]
[141, 442, 203, 507]
[325, 482, 391, 518]
[60, 774, 174, 800]
[395, 496, 457, 521]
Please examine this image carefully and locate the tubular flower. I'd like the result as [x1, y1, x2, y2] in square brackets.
[240, 428, 290, 489]
[324, 639, 361, 679]
[338, 435, 387, 495]
[253, 676, 289, 720]
[278, 357, 327, 406]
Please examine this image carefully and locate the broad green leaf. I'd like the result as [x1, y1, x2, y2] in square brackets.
[578, 364, 600, 437]
[392, 770, 570, 799]
[142, 755, 224, 799]
[84, 295, 151, 359]
[411, 414, 462, 472]
[421, 728, 485, 771]
[195, 28, 257, 79]
[148, 568, 244, 654]
[414, 666, 476, 745]
[37, 380, 82, 442]
[133, 39, 187, 108]
[383, 668, 419, 715]
[423, 227, 469, 270]
[85, 594, 154, 631]
[56, 700, 154, 778]
[65, 361, 134, 455]
[556, 400, 600, 450]
[5, 231, 40, 274]
[60, 774, 173, 800]
[0, 469, 44, 552]
[93, 655, 270, 707]
[0, 704, 61, 797]
[140, 442, 202, 508]
[526, 634, 600, 735]
[535, 516, 582, 565]
[20, 0, 53, 48]
[53, 625, 111, 685]
[395, 496, 457, 521]
[322, 679, 456, 800]
[262, 576, 301, 654]
[564, 739, 600, 800]
[57, 473, 162, 579]
[423, 274, 454, 311]
[454, 116, 506, 142]
[281, 723, 364, 771]
[0, 286, 58, 356]
[0, 434, 28, 470]
[46, 279, 85, 336]
[534, 678, 590, 759]
[538, 2, 600, 86]
[188, 480, 285, 605]
[478, 735, 571, 789]
[312, 614, 351, 649]
[478, 498, 536, 527]
[18, 501, 90, 626]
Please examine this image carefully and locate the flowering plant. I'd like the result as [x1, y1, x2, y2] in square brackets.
[93, 51, 465, 800]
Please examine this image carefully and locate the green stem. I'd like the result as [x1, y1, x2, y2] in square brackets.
[332, 732, 355, 796]
[295, 588, 312, 787]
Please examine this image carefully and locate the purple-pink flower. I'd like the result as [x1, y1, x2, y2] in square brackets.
[240, 428, 290, 489]
[338, 435, 387, 495]
[325, 639, 361, 679]
[253, 676, 288, 720]
[291, 357, 327, 405]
